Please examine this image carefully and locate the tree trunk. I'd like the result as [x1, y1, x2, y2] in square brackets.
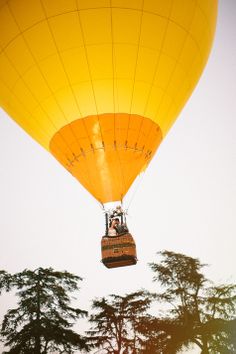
[201, 339, 209, 354]
[35, 279, 41, 354]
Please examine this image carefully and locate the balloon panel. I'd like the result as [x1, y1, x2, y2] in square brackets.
[0, 0, 217, 202]
[50, 114, 162, 203]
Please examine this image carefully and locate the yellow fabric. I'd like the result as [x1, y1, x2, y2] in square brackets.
[0, 0, 217, 202]
[50, 114, 162, 203]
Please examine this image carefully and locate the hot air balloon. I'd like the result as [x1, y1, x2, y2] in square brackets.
[0, 0, 217, 268]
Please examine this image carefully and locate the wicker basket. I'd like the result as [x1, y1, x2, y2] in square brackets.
[101, 233, 137, 268]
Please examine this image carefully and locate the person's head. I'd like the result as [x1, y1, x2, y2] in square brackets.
[114, 218, 120, 225]
[110, 219, 117, 227]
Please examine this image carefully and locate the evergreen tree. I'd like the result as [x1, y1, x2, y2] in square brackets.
[87, 291, 151, 353]
[1, 268, 88, 354]
[138, 251, 236, 353]
[0, 271, 12, 294]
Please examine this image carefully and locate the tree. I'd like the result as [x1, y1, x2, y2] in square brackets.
[87, 291, 151, 353]
[0, 268, 89, 354]
[200, 284, 236, 353]
[0, 271, 12, 295]
[138, 251, 236, 353]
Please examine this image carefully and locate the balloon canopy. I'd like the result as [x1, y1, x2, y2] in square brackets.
[0, 0, 217, 203]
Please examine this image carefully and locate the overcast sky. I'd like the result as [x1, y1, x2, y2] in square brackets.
[0, 1, 235, 353]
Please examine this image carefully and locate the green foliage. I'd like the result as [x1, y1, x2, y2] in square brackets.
[0, 271, 12, 294]
[1, 251, 235, 354]
[87, 290, 151, 353]
[0, 268, 88, 354]
[140, 250, 236, 353]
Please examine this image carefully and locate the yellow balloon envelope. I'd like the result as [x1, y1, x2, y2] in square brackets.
[0, 0, 217, 203]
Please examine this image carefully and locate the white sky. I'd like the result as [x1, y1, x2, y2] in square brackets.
[0, 1, 235, 353]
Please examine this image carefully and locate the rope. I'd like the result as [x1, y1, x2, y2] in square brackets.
[125, 168, 147, 211]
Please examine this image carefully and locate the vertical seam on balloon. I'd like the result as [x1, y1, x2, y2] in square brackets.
[6, 2, 94, 192]
[75, 1, 104, 141]
[110, 2, 126, 201]
[0, 71, 51, 143]
[161, 46, 204, 134]
[0, 39, 51, 143]
[38, 0, 88, 147]
[0, 53, 56, 140]
[1, 28, 74, 161]
[115, 115, 128, 203]
[3, 48, 85, 174]
[137, 120, 156, 161]
[154, 1, 198, 121]
[75, 0, 107, 201]
[39, 0, 96, 192]
[126, 119, 163, 210]
[134, 0, 173, 151]
[125, 0, 145, 144]
[122, 1, 145, 202]
[197, 0, 217, 39]
[0, 65, 50, 140]
[142, 2, 174, 119]
[193, 1, 216, 72]
[160, 60, 196, 135]
[124, 119, 160, 208]
[109, 3, 117, 146]
[40, 0, 97, 194]
[39, 0, 83, 119]
[154, 0, 199, 132]
[7, 4, 71, 130]
[6, 5, 75, 141]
